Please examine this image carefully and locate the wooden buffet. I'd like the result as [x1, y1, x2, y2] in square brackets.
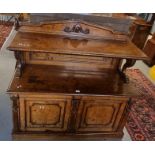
[7, 14, 148, 140]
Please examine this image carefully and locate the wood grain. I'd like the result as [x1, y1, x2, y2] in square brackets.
[7, 32, 148, 60]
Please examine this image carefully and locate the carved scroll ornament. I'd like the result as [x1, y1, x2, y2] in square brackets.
[64, 24, 90, 34]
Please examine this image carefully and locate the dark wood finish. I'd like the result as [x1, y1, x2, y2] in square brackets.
[7, 14, 148, 140]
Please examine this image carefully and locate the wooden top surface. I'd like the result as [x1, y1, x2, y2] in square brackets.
[8, 64, 139, 97]
[8, 32, 148, 60]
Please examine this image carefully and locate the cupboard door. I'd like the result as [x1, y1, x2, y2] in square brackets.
[76, 97, 128, 132]
[19, 96, 71, 132]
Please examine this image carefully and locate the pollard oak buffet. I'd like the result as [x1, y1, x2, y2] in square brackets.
[7, 14, 148, 140]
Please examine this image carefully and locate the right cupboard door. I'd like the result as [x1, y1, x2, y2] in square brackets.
[75, 96, 128, 132]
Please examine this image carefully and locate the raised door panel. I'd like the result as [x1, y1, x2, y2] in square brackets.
[76, 97, 127, 132]
[19, 96, 71, 132]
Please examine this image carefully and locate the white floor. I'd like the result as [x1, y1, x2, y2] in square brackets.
[0, 29, 154, 141]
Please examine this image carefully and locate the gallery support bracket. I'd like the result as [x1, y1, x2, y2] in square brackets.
[118, 58, 136, 83]
[14, 51, 25, 78]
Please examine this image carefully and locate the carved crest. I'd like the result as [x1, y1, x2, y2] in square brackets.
[64, 24, 90, 34]
[18, 20, 128, 41]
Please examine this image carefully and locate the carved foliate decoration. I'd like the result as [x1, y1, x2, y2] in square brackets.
[64, 24, 90, 34]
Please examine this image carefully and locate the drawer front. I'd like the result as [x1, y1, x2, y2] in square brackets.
[24, 52, 119, 71]
[76, 96, 128, 132]
[19, 96, 71, 132]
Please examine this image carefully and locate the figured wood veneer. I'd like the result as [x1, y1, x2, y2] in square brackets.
[19, 96, 71, 132]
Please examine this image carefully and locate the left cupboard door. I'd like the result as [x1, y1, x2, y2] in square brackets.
[19, 95, 72, 132]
